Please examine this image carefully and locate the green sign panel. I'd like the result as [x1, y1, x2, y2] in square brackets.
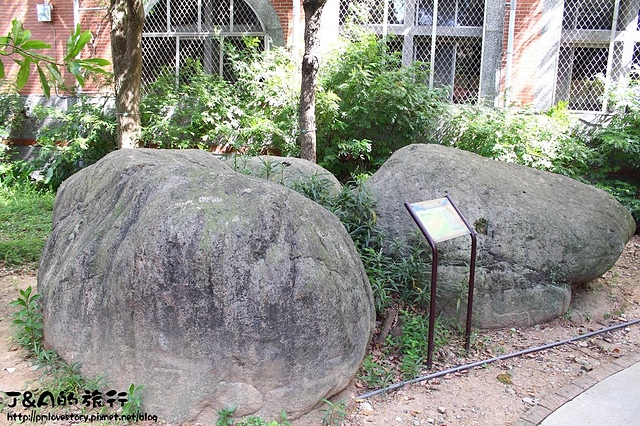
[408, 197, 470, 243]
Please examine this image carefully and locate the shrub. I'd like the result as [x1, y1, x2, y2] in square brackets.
[33, 96, 117, 190]
[141, 39, 299, 155]
[439, 102, 580, 173]
[439, 102, 640, 229]
[141, 59, 240, 150]
[0, 82, 28, 184]
[0, 82, 24, 143]
[285, 175, 431, 315]
[581, 82, 640, 179]
[225, 40, 300, 156]
[316, 34, 449, 181]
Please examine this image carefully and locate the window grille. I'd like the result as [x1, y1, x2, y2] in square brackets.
[142, 0, 268, 85]
[555, 0, 640, 111]
[339, 0, 485, 103]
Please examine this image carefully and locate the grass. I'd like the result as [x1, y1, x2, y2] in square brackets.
[0, 184, 54, 269]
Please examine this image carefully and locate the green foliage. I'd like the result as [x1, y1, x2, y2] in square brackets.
[34, 96, 117, 190]
[285, 176, 431, 314]
[121, 383, 144, 416]
[361, 240, 430, 314]
[439, 101, 640, 228]
[0, 19, 110, 97]
[320, 399, 348, 426]
[581, 83, 640, 179]
[9, 285, 106, 397]
[0, 159, 38, 188]
[216, 407, 237, 426]
[389, 311, 452, 379]
[141, 40, 298, 155]
[141, 59, 239, 150]
[317, 34, 449, 180]
[357, 354, 394, 388]
[215, 407, 291, 426]
[289, 173, 335, 205]
[440, 103, 578, 172]
[0, 81, 24, 142]
[596, 179, 640, 226]
[225, 40, 300, 155]
[0, 184, 54, 268]
[10, 286, 43, 353]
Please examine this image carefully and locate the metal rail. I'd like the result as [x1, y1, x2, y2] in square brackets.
[357, 317, 640, 400]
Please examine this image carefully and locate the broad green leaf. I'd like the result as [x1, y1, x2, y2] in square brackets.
[68, 61, 85, 86]
[79, 57, 111, 66]
[17, 29, 31, 48]
[45, 62, 63, 85]
[66, 26, 92, 59]
[11, 19, 22, 43]
[21, 40, 51, 50]
[76, 30, 92, 51]
[0, 60, 3, 79]
[16, 58, 31, 89]
[44, 166, 54, 184]
[37, 65, 51, 97]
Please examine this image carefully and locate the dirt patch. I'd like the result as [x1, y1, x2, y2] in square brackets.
[0, 236, 639, 426]
[332, 234, 640, 426]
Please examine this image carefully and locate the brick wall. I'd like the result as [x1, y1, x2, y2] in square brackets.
[500, 0, 543, 106]
[76, 0, 112, 93]
[1, 0, 112, 96]
[271, 0, 303, 47]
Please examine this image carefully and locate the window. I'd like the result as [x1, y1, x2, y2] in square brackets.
[416, 0, 484, 27]
[415, 36, 482, 102]
[555, 0, 640, 111]
[142, 0, 267, 85]
[556, 45, 609, 111]
[340, 0, 485, 103]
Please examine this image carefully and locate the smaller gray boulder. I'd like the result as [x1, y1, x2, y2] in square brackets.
[230, 155, 342, 195]
[365, 144, 635, 328]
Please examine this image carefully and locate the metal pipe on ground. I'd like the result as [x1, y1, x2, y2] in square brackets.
[356, 317, 640, 400]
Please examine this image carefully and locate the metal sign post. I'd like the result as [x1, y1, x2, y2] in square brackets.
[404, 195, 477, 369]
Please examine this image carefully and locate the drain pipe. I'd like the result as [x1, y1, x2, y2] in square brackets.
[503, 0, 516, 107]
[357, 318, 640, 400]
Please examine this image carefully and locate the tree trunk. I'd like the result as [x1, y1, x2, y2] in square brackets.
[299, 0, 327, 163]
[110, 0, 144, 149]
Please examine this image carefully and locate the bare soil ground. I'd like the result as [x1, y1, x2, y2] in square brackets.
[0, 235, 639, 426]
[331, 234, 640, 426]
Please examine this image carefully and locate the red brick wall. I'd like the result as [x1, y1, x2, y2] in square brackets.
[500, 0, 542, 106]
[2, 0, 300, 97]
[1, 0, 112, 95]
[76, 0, 112, 93]
[271, 0, 302, 47]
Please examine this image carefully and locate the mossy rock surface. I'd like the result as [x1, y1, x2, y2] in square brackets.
[365, 144, 635, 328]
[38, 148, 375, 423]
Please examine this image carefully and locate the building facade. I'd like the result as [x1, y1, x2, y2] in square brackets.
[2, 0, 640, 111]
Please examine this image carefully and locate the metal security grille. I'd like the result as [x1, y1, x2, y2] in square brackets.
[339, 0, 484, 103]
[555, 0, 640, 111]
[142, 0, 268, 85]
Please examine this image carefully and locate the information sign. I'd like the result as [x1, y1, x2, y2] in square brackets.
[408, 198, 470, 243]
[404, 195, 476, 369]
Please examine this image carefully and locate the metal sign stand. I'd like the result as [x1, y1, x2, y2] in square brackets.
[404, 195, 477, 369]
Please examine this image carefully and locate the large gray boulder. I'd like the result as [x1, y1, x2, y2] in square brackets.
[365, 144, 635, 328]
[38, 149, 375, 423]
